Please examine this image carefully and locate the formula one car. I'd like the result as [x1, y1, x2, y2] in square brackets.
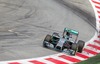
[43, 28, 85, 55]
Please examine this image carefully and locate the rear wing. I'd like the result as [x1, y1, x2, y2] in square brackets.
[64, 28, 79, 35]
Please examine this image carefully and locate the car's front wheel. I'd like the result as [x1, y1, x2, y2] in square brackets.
[43, 34, 51, 48]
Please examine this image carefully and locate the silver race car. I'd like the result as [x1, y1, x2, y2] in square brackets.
[43, 28, 85, 55]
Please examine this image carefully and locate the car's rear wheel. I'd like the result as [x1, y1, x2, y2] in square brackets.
[56, 46, 61, 50]
[71, 43, 78, 55]
[62, 46, 65, 51]
[43, 34, 51, 47]
[77, 40, 85, 53]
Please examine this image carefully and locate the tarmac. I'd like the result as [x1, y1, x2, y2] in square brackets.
[0, 0, 95, 61]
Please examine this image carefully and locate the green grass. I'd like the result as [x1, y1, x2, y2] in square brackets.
[77, 54, 100, 64]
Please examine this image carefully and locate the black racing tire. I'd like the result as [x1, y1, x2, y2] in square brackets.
[56, 46, 61, 50]
[43, 34, 51, 48]
[44, 34, 51, 42]
[71, 43, 78, 55]
[62, 46, 65, 51]
[43, 41, 48, 48]
[77, 40, 85, 53]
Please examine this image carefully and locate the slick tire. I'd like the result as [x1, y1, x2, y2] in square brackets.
[77, 40, 85, 53]
[43, 34, 51, 48]
[44, 34, 51, 42]
[71, 43, 78, 55]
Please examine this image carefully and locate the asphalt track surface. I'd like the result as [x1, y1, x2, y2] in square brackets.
[0, 0, 95, 61]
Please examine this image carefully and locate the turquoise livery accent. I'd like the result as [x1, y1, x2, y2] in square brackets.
[64, 28, 79, 35]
